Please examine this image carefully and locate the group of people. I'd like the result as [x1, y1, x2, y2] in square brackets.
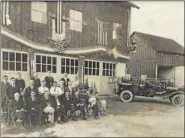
[1, 71, 106, 129]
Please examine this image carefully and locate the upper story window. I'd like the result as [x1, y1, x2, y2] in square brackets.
[113, 22, 122, 39]
[97, 20, 108, 46]
[2, 51, 28, 71]
[69, 9, 82, 32]
[85, 60, 100, 76]
[61, 57, 78, 74]
[36, 55, 57, 73]
[31, 2, 47, 24]
[102, 62, 116, 77]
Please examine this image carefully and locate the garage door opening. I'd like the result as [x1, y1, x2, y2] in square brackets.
[157, 65, 175, 83]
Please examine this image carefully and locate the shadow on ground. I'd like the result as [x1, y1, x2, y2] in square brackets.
[107, 96, 175, 115]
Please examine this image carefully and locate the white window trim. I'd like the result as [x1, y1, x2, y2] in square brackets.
[113, 22, 122, 40]
[35, 54, 57, 73]
[102, 62, 116, 77]
[31, 2, 47, 24]
[85, 60, 100, 76]
[1, 49, 29, 72]
[69, 9, 83, 32]
[61, 57, 79, 74]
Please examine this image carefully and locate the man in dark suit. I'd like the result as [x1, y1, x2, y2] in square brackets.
[6, 77, 20, 125]
[31, 72, 41, 89]
[60, 72, 70, 87]
[1, 75, 10, 123]
[15, 72, 26, 93]
[6, 77, 19, 101]
[62, 91, 75, 120]
[10, 92, 26, 126]
[44, 71, 54, 90]
[40, 90, 56, 124]
[23, 80, 38, 102]
[26, 91, 43, 125]
[72, 90, 87, 120]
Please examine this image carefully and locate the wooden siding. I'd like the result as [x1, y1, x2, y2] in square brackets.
[2, 1, 130, 57]
[128, 33, 185, 78]
[127, 34, 157, 78]
[156, 52, 184, 66]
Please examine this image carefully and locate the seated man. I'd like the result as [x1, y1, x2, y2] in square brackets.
[40, 90, 56, 124]
[88, 95, 100, 119]
[72, 90, 87, 120]
[50, 81, 65, 123]
[10, 92, 26, 125]
[62, 91, 76, 121]
[26, 91, 43, 126]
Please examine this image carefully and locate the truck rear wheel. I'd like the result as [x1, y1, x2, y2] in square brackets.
[120, 90, 134, 103]
[171, 94, 184, 106]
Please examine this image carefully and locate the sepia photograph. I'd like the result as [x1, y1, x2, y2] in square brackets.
[0, 0, 184, 137]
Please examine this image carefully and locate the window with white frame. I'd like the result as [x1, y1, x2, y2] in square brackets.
[36, 55, 57, 73]
[31, 2, 47, 24]
[2, 51, 28, 71]
[102, 62, 116, 77]
[61, 57, 78, 74]
[113, 22, 122, 39]
[85, 60, 100, 76]
[69, 9, 82, 32]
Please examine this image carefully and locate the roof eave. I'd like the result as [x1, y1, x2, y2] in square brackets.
[127, 2, 140, 9]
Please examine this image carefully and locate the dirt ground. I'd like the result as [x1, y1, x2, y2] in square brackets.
[1, 96, 184, 137]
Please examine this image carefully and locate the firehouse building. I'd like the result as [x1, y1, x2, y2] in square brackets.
[1, 1, 139, 94]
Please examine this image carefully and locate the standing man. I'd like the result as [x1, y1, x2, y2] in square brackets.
[6, 77, 19, 100]
[6, 77, 19, 125]
[60, 72, 70, 87]
[44, 71, 54, 90]
[15, 72, 26, 93]
[23, 80, 38, 102]
[50, 81, 65, 123]
[31, 72, 41, 89]
[38, 80, 49, 96]
[1, 75, 10, 123]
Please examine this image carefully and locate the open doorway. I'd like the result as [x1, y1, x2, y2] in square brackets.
[157, 65, 175, 83]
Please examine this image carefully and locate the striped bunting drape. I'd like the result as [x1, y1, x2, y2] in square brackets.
[97, 19, 107, 46]
[56, 1, 63, 34]
[1, 1, 11, 26]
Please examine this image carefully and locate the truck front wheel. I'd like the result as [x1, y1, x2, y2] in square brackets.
[120, 90, 134, 103]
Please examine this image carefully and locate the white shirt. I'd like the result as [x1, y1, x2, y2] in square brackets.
[50, 86, 64, 96]
[38, 86, 49, 95]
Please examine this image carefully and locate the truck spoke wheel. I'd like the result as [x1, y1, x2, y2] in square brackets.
[120, 90, 134, 103]
[171, 94, 184, 106]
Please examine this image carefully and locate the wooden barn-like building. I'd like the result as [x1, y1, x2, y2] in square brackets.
[1, 1, 139, 94]
[128, 32, 184, 87]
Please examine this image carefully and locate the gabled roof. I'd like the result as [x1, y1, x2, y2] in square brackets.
[131, 32, 184, 55]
